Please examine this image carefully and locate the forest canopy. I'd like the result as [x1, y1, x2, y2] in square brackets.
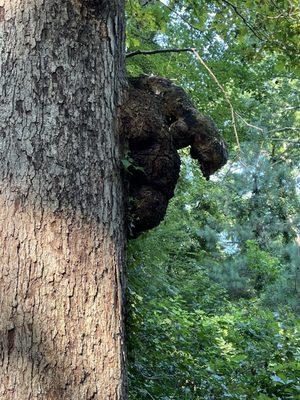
[125, 1, 300, 399]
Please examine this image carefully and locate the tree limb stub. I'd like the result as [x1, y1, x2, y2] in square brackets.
[120, 75, 228, 238]
[126, 48, 194, 58]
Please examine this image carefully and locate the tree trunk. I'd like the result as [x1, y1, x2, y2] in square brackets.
[0, 1, 126, 399]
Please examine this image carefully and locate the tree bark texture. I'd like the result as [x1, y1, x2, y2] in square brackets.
[0, 1, 126, 399]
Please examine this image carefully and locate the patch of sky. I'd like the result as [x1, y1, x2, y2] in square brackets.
[218, 231, 239, 255]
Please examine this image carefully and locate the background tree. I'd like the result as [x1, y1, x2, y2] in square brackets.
[126, 1, 300, 399]
[0, 1, 126, 399]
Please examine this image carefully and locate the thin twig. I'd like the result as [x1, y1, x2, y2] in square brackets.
[216, 0, 265, 41]
[270, 0, 282, 11]
[236, 113, 300, 138]
[144, 389, 155, 400]
[269, 138, 300, 143]
[127, 46, 242, 152]
[235, 113, 264, 132]
[126, 46, 299, 151]
[158, 0, 211, 42]
[191, 49, 241, 152]
[126, 48, 193, 58]
[217, 0, 292, 53]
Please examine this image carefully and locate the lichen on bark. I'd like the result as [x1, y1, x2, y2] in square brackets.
[121, 75, 228, 238]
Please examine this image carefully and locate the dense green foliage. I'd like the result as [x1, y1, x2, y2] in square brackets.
[125, 1, 300, 398]
[127, 161, 299, 399]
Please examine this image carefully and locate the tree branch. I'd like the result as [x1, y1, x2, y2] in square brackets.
[192, 49, 242, 152]
[269, 138, 300, 144]
[157, 0, 211, 42]
[217, 0, 265, 41]
[126, 48, 193, 58]
[235, 113, 264, 132]
[236, 113, 300, 139]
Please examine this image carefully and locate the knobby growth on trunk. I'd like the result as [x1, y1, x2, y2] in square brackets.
[121, 76, 228, 237]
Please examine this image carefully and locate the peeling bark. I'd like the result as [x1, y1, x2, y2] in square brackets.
[0, 1, 126, 399]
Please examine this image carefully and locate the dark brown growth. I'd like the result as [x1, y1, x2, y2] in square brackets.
[121, 75, 228, 238]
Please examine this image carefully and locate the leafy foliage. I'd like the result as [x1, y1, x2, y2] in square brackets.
[127, 160, 300, 399]
[125, 1, 300, 398]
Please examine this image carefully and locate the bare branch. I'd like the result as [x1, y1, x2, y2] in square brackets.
[236, 113, 300, 138]
[126, 46, 300, 152]
[217, 0, 265, 41]
[235, 113, 264, 132]
[126, 48, 193, 58]
[192, 49, 242, 152]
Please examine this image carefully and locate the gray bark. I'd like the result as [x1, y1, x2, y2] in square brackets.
[0, 0, 126, 399]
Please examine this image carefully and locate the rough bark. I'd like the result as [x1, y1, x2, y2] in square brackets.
[0, 1, 126, 399]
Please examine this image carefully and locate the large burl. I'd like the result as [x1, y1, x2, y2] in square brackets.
[121, 75, 228, 238]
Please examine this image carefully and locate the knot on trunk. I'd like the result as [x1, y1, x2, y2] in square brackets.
[120, 75, 228, 238]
